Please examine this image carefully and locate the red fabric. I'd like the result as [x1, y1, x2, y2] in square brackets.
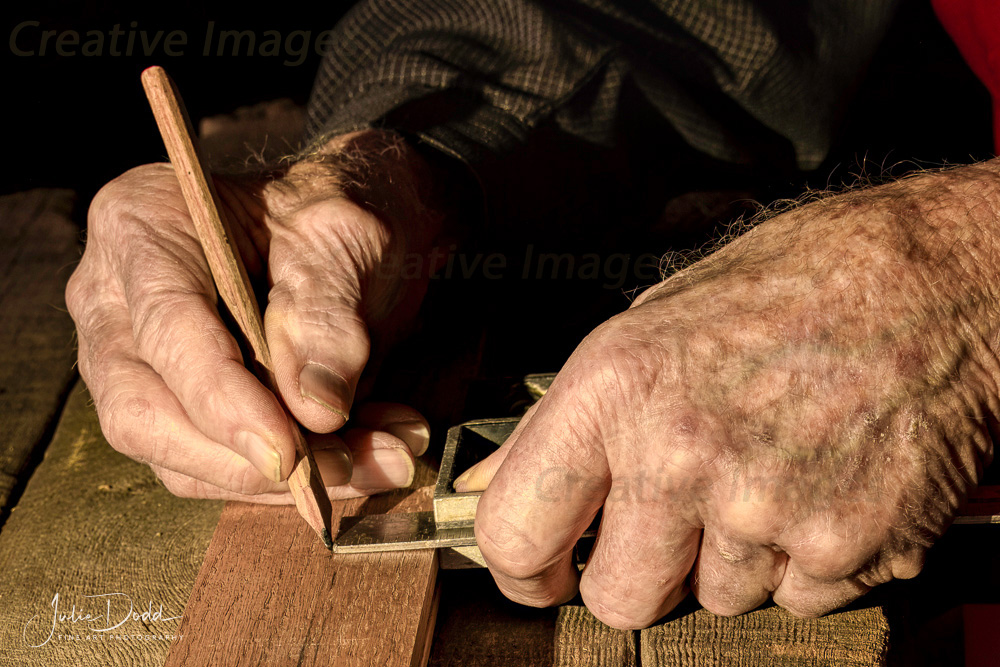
[963, 605, 1000, 667]
[932, 0, 1000, 152]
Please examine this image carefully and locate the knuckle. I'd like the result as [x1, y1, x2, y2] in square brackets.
[476, 515, 553, 582]
[223, 466, 275, 496]
[86, 180, 125, 242]
[578, 324, 653, 388]
[580, 568, 682, 629]
[494, 586, 563, 609]
[889, 550, 925, 580]
[87, 163, 188, 259]
[773, 580, 862, 618]
[568, 319, 673, 420]
[854, 553, 896, 587]
[265, 289, 372, 368]
[87, 166, 159, 238]
[692, 580, 761, 617]
[268, 276, 366, 334]
[64, 262, 93, 319]
[188, 464, 249, 498]
[584, 594, 662, 630]
[187, 377, 227, 421]
[97, 388, 156, 462]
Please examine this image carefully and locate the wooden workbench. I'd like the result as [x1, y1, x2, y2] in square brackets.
[0, 188, 995, 667]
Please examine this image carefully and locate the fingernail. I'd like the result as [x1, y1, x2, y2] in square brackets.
[236, 430, 283, 483]
[299, 363, 351, 421]
[353, 447, 415, 490]
[385, 420, 431, 456]
[313, 447, 353, 487]
[453, 461, 481, 492]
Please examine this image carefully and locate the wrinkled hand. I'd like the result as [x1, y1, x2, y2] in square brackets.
[67, 130, 443, 501]
[458, 164, 999, 626]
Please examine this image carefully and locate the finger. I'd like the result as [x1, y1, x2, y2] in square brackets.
[132, 291, 298, 483]
[690, 529, 786, 616]
[150, 427, 419, 501]
[71, 268, 314, 493]
[353, 402, 431, 456]
[580, 496, 700, 629]
[475, 390, 610, 608]
[109, 203, 297, 483]
[454, 402, 543, 491]
[691, 487, 789, 615]
[771, 559, 871, 617]
[771, 514, 884, 617]
[576, 410, 704, 628]
[265, 201, 379, 433]
[333, 428, 417, 491]
[150, 428, 412, 502]
[155, 428, 416, 500]
[89, 338, 290, 495]
[152, 465, 295, 502]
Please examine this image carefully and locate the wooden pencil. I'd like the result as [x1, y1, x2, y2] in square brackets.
[140, 65, 334, 548]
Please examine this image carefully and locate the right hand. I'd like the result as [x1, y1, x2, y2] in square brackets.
[66, 130, 445, 502]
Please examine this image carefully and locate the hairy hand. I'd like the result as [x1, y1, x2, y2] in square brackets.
[66, 130, 442, 501]
[458, 164, 1000, 626]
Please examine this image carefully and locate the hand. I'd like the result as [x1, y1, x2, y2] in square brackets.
[457, 163, 999, 626]
[67, 130, 443, 501]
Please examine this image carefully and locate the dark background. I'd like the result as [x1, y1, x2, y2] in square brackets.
[4, 0, 996, 385]
[3, 0, 354, 204]
[2, 0, 998, 386]
[1, 0, 995, 213]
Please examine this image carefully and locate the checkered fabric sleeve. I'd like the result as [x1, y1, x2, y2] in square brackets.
[304, 0, 899, 178]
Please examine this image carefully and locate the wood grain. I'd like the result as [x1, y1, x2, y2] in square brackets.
[640, 603, 889, 667]
[555, 606, 636, 667]
[140, 66, 332, 547]
[164, 470, 440, 667]
[0, 190, 80, 510]
[429, 569, 558, 667]
[0, 380, 223, 666]
[0, 189, 80, 515]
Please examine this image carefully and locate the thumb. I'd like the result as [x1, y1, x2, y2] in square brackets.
[453, 403, 541, 492]
[265, 203, 375, 434]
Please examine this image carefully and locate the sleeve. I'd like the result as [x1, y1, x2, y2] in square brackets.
[304, 0, 900, 221]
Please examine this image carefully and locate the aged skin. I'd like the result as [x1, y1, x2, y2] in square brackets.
[457, 164, 1000, 626]
[66, 130, 441, 501]
[68, 128, 999, 626]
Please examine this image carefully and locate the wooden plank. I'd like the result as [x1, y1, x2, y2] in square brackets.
[429, 569, 558, 667]
[0, 189, 80, 514]
[0, 380, 223, 666]
[640, 604, 890, 667]
[164, 473, 440, 667]
[555, 606, 636, 667]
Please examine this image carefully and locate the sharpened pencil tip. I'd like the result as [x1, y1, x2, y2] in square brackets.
[322, 528, 333, 550]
